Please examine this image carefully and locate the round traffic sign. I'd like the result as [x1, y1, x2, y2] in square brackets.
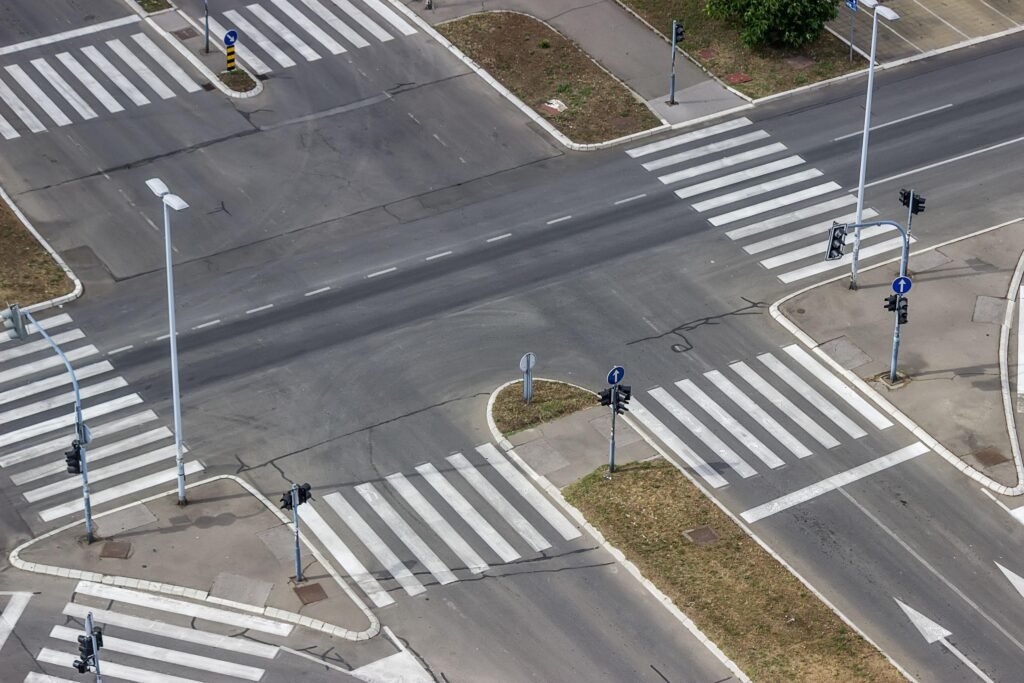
[223, 30, 238, 47]
[891, 276, 913, 294]
[519, 352, 536, 373]
[607, 366, 625, 385]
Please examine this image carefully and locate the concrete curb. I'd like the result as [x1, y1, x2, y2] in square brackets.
[769, 216, 1024, 497]
[8, 474, 381, 640]
[996, 239, 1024, 491]
[0, 185, 82, 313]
[484, 379, 752, 683]
[160, 12, 264, 100]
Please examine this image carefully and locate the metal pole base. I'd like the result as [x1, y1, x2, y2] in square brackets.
[848, 280, 858, 291]
[177, 497, 188, 506]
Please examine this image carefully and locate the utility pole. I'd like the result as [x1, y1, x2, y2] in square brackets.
[668, 20, 684, 105]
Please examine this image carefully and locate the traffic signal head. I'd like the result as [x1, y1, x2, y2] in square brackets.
[280, 490, 293, 510]
[2, 304, 27, 341]
[911, 195, 926, 215]
[614, 384, 631, 414]
[825, 223, 847, 261]
[65, 439, 82, 475]
[899, 188, 910, 207]
[73, 659, 88, 674]
[297, 483, 312, 505]
[884, 294, 898, 312]
[92, 626, 103, 650]
[673, 21, 684, 43]
[599, 388, 613, 406]
[78, 634, 94, 660]
[897, 296, 909, 324]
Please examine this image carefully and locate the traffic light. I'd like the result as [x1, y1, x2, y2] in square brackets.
[673, 21, 685, 44]
[74, 659, 88, 674]
[911, 195, 925, 214]
[825, 223, 847, 261]
[884, 294, 898, 312]
[899, 188, 926, 215]
[92, 626, 103, 650]
[2, 304, 27, 340]
[77, 633, 94, 661]
[897, 296, 909, 325]
[280, 490, 293, 510]
[65, 440, 82, 475]
[296, 483, 312, 505]
[599, 388, 613, 406]
[614, 385, 631, 415]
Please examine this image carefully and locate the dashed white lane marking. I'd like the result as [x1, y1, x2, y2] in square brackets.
[486, 233, 511, 243]
[613, 194, 646, 205]
[546, 215, 572, 225]
[304, 286, 331, 296]
[432, 133, 447, 147]
[425, 251, 452, 261]
[367, 267, 397, 278]
[192, 319, 220, 330]
[246, 304, 274, 314]
[155, 333, 179, 341]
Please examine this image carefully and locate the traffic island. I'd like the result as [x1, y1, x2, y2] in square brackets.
[133, 0, 172, 13]
[219, 69, 258, 93]
[437, 12, 662, 144]
[0, 189, 74, 307]
[491, 379, 597, 435]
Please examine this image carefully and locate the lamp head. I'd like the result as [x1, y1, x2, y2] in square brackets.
[145, 178, 169, 197]
[145, 178, 188, 211]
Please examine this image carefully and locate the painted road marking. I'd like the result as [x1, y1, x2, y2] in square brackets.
[758, 353, 866, 439]
[81, 46, 150, 106]
[0, 344, 97, 386]
[12, 427, 173, 485]
[0, 328, 84, 362]
[743, 209, 877, 255]
[0, 592, 31, 652]
[192, 319, 220, 330]
[0, 111, 17, 139]
[709, 183, 842, 227]
[486, 233, 511, 242]
[833, 104, 953, 142]
[626, 118, 751, 157]
[613, 194, 646, 205]
[205, 15, 272, 74]
[55, 52, 123, 113]
[642, 130, 771, 172]
[741, 443, 928, 522]
[546, 216, 572, 225]
[0, 391, 139, 450]
[367, 267, 397, 278]
[0, 75, 46, 132]
[326, 0, 392, 42]
[271, 0, 346, 54]
[299, 0, 371, 48]
[106, 39, 175, 99]
[760, 224, 890, 269]
[778, 236, 914, 283]
[0, 360, 112, 406]
[25, 444, 181, 502]
[674, 156, 805, 200]
[131, 34, 201, 93]
[246, 304, 274, 314]
[0, 411, 159, 468]
[223, 10, 296, 68]
[693, 169, 823, 212]
[0, 377, 127, 426]
[107, 345, 134, 355]
[352, 0, 417, 35]
[247, 4, 321, 61]
[725, 195, 858, 241]
[425, 250, 452, 261]
[784, 345, 892, 429]
[658, 142, 786, 185]
[37, 648, 201, 683]
[629, 399, 728, 488]
[5, 65, 71, 126]
[304, 286, 330, 296]
[705, 369, 812, 459]
[0, 16, 140, 56]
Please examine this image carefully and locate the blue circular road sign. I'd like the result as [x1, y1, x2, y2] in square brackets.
[607, 366, 625, 385]
[891, 276, 913, 294]
[223, 30, 238, 47]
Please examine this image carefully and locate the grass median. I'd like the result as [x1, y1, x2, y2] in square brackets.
[493, 380, 597, 435]
[438, 12, 661, 144]
[0, 196, 72, 306]
[564, 460, 903, 682]
[617, 0, 862, 98]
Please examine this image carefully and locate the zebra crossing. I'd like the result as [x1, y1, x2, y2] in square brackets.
[0, 32, 203, 141]
[0, 313, 205, 526]
[626, 118, 914, 284]
[28, 580, 286, 682]
[300, 443, 582, 608]
[630, 344, 897, 490]
[207, 0, 418, 77]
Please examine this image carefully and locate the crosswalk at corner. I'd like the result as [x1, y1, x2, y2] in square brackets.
[0, 313, 205, 527]
[625, 118, 915, 283]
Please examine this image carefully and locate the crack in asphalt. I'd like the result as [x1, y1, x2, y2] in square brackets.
[625, 297, 769, 352]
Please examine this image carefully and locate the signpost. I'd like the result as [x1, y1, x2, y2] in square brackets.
[892, 276, 912, 295]
[520, 352, 536, 403]
[846, 0, 857, 62]
[602, 367, 629, 478]
[204, 0, 210, 53]
[223, 30, 237, 72]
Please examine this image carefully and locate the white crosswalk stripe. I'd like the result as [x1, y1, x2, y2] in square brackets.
[626, 117, 751, 157]
[24, 673, 76, 683]
[355, 0, 417, 35]
[757, 353, 866, 439]
[12, 427, 173, 485]
[224, 9, 297, 68]
[81, 45, 150, 106]
[744, 209, 877, 255]
[37, 649, 201, 683]
[629, 399, 728, 488]
[724, 195, 859, 241]
[642, 130, 770, 171]
[247, 4, 322, 61]
[674, 155, 804, 200]
[657, 142, 787, 185]
[29, 58, 97, 120]
[704, 370, 812, 459]
[0, 74, 46, 132]
[708, 182, 842, 227]
[25, 444, 182, 502]
[298, 0, 371, 48]
[0, 360, 112, 406]
[760, 223, 890, 269]
[783, 345, 892, 429]
[0, 376, 126, 425]
[325, 0, 391, 42]
[693, 169, 824, 212]
[0, 391, 139, 449]
[0, 328, 84, 363]
[40, 462, 203, 521]
[5, 65, 71, 126]
[205, 15, 273, 74]
[55, 52, 124, 113]
[0, 110, 18, 139]
[131, 34, 202, 93]
[0, 411, 159, 468]
[778, 236, 914, 283]
[106, 39, 175, 99]
[271, 0, 347, 54]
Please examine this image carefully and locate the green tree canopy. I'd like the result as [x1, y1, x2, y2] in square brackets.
[706, 0, 840, 49]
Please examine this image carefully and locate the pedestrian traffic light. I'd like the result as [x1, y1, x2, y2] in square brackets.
[673, 21, 685, 43]
[296, 483, 312, 505]
[77, 633, 94, 661]
[897, 296, 909, 325]
[599, 388, 613, 406]
[65, 440, 82, 475]
[2, 304, 27, 340]
[911, 195, 925, 214]
[899, 188, 926, 215]
[614, 385, 631, 415]
[884, 294, 898, 312]
[825, 223, 847, 261]
[280, 490, 293, 510]
[899, 188, 910, 207]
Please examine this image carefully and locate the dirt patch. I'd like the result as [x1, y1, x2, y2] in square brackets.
[493, 380, 597, 435]
[564, 460, 903, 682]
[219, 69, 257, 93]
[616, 0, 863, 98]
[438, 12, 661, 144]
[134, 0, 172, 12]
[0, 196, 72, 306]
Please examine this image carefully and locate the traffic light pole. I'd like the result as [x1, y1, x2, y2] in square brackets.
[20, 309, 95, 542]
[291, 484, 303, 583]
[86, 611, 103, 683]
[607, 387, 618, 478]
[669, 20, 679, 105]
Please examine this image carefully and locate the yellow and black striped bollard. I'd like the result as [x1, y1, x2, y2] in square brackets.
[226, 45, 236, 72]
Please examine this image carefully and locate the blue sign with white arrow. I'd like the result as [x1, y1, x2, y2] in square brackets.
[892, 276, 913, 294]
[223, 30, 238, 47]
[607, 366, 625, 385]
[846, 0, 857, 11]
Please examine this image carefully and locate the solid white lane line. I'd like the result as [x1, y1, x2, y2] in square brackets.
[300, 0, 371, 48]
[63, 603, 279, 658]
[0, 328, 84, 362]
[304, 286, 330, 296]
[705, 370, 812, 459]
[49, 625, 265, 680]
[778, 236, 913, 283]
[192, 319, 220, 330]
[546, 216, 571, 225]
[0, 411, 158, 468]
[325, 0, 392, 42]
[13, 427, 173, 485]
[246, 304, 274, 314]
[299, 502, 396, 607]
[675, 379, 784, 469]
[206, 15, 272, 74]
[223, 10, 296, 68]
[0, 592, 30, 652]
[271, 0, 346, 54]
[642, 130, 771, 171]
[0, 16, 140, 56]
[55, 52, 123, 113]
[130, 34, 202, 93]
[657, 142, 786, 185]
[743, 209, 877, 255]
[0, 377, 127, 425]
[356, 482, 458, 585]
[447, 452, 551, 552]
[0, 361, 111, 406]
[614, 194, 646, 205]
[40, 461, 203, 521]
[862, 134, 1024, 190]
[354, 0, 417, 35]
[674, 156, 805, 200]
[0, 344, 96, 385]
[730, 361, 839, 449]
[416, 462, 520, 563]
[758, 353, 866, 439]
[486, 233, 511, 242]
[626, 118, 751, 157]
[0, 110, 18, 139]
[80, 46, 149, 106]
[106, 39, 175, 99]
[648, 387, 758, 478]
[833, 104, 953, 142]
[322, 491, 424, 597]
[37, 649, 201, 683]
[760, 225, 890, 269]
[724, 195, 857, 241]
[5, 65, 71, 126]
[107, 345, 133, 355]
[629, 399, 728, 488]
[425, 251, 452, 261]
[692, 169, 823, 212]
[0, 75, 46, 132]
[25, 444, 181, 502]
[247, 4, 321, 61]
[709, 182, 842, 227]
[0, 391, 137, 450]
[783, 345, 892, 429]
[73, 581, 292, 635]
[387, 472, 488, 573]
[29, 58, 94, 118]
[477, 443, 581, 540]
[367, 267, 397, 278]
[741, 443, 929, 523]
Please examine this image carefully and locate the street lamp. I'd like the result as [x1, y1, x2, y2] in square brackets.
[850, 0, 899, 290]
[146, 178, 190, 505]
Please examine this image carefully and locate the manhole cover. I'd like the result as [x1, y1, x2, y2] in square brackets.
[171, 27, 199, 40]
[100, 541, 131, 559]
[201, 82, 215, 91]
[294, 582, 327, 605]
[684, 525, 718, 546]
[974, 447, 1009, 467]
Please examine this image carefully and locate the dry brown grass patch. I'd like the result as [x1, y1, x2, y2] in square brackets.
[0, 198, 72, 306]
[493, 380, 597, 435]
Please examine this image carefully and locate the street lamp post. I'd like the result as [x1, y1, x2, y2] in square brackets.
[850, 0, 899, 290]
[146, 178, 190, 505]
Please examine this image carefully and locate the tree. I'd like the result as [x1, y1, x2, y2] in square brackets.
[706, 0, 839, 49]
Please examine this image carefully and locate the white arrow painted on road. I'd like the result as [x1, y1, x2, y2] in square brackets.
[0, 592, 32, 653]
[894, 598, 994, 683]
[995, 562, 1024, 601]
